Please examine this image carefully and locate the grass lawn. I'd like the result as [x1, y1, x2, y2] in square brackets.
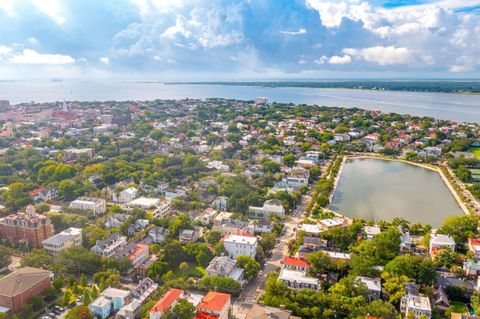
[173, 263, 206, 279]
[448, 301, 467, 314]
[469, 147, 480, 158]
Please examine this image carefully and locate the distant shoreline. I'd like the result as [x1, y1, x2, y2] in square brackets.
[165, 81, 480, 95]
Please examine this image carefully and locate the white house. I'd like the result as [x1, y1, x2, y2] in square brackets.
[148, 227, 169, 243]
[70, 197, 106, 215]
[206, 256, 244, 283]
[123, 197, 171, 218]
[113, 187, 138, 203]
[91, 233, 127, 258]
[429, 234, 456, 256]
[356, 276, 381, 301]
[283, 167, 310, 189]
[248, 199, 285, 219]
[278, 268, 321, 290]
[224, 234, 258, 259]
[42, 227, 83, 255]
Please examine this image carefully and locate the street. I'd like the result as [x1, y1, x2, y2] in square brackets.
[231, 193, 311, 319]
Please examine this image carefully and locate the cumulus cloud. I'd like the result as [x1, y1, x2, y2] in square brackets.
[328, 55, 352, 64]
[0, 0, 479, 77]
[0, 46, 12, 55]
[344, 46, 414, 65]
[99, 57, 110, 65]
[10, 49, 75, 64]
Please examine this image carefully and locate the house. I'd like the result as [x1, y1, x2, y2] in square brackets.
[432, 286, 449, 310]
[212, 196, 228, 212]
[363, 226, 381, 240]
[278, 268, 321, 290]
[437, 277, 474, 298]
[195, 291, 231, 319]
[115, 243, 150, 268]
[319, 218, 347, 229]
[247, 219, 274, 234]
[324, 251, 351, 263]
[128, 219, 149, 236]
[356, 276, 381, 301]
[245, 304, 300, 319]
[249, 199, 285, 219]
[283, 168, 310, 189]
[70, 197, 106, 215]
[41, 227, 82, 255]
[0, 267, 53, 313]
[123, 197, 171, 218]
[89, 288, 131, 319]
[148, 226, 169, 243]
[282, 257, 311, 272]
[179, 226, 203, 244]
[113, 187, 139, 203]
[116, 299, 141, 319]
[400, 283, 432, 319]
[149, 288, 185, 319]
[399, 226, 415, 253]
[300, 224, 323, 237]
[213, 219, 249, 237]
[105, 214, 129, 229]
[195, 208, 218, 225]
[429, 234, 456, 256]
[63, 148, 95, 161]
[224, 234, 258, 259]
[206, 256, 244, 283]
[464, 260, 480, 279]
[28, 187, 57, 204]
[468, 238, 480, 260]
[131, 278, 158, 304]
[91, 233, 127, 258]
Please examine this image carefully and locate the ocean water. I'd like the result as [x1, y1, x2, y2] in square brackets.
[0, 81, 480, 123]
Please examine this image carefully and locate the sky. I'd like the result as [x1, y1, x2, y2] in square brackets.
[0, 0, 479, 80]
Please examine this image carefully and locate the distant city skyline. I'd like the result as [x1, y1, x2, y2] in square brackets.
[0, 0, 479, 80]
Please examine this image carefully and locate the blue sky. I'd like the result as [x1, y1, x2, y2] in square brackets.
[0, 0, 479, 80]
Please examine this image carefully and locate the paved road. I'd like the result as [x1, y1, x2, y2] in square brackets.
[231, 193, 311, 319]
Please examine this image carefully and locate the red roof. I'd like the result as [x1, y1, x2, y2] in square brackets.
[469, 238, 480, 249]
[283, 256, 310, 268]
[195, 311, 219, 319]
[198, 291, 230, 312]
[129, 244, 149, 261]
[150, 288, 184, 314]
[28, 187, 45, 197]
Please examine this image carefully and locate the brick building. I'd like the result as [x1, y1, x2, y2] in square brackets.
[0, 206, 55, 249]
[0, 267, 53, 313]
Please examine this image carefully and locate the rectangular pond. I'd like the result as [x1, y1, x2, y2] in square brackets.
[329, 157, 464, 227]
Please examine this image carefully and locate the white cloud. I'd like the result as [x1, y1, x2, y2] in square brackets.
[0, 0, 15, 16]
[10, 49, 75, 64]
[280, 28, 307, 35]
[328, 55, 352, 64]
[0, 46, 12, 55]
[30, 0, 67, 25]
[344, 46, 414, 65]
[27, 37, 39, 45]
[99, 57, 110, 65]
[314, 55, 328, 64]
[161, 16, 192, 39]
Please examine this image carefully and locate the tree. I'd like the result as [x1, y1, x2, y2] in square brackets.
[434, 247, 456, 268]
[98, 277, 106, 292]
[457, 165, 472, 183]
[29, 295, 43, 310]
[43, 287, 58, 302]
[58, 179, 83, 201]
[236, 256, 261, 280]
[172, 299, 196, 319]
[438, 215, 478, 245]
[53, 276, 64, 291]
[83, 290, 91, 306]
[200, 276, 241, 295]
[80, 274, 87, 287]
[205, 231, 222, 246]
[381, 272, 408, 304]
[62, 290, 73, 306]
[384, 254, 437, 285]
[21, 248, 54, 269]
[366, 299, 397, 319]
[308, 251, 332, 276]
[179, 261, 189, 275]
[65, 305, 94, 319]
[90, 286, 99, 300]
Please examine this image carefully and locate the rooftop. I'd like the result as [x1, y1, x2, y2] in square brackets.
[198, 291, 230, 312]
[283, 257, 310, 268]
[224, 234, 258, 245]
[0, 267, 52, 297]
[150, 288, 184, 314]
